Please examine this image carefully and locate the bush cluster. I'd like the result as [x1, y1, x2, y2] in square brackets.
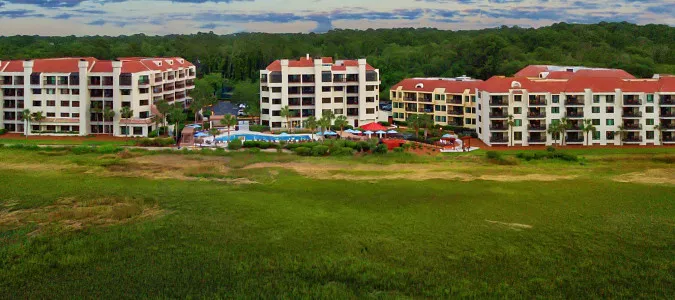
[516, 149, 578, 162]
[243, 141, 275, 149]
[228, 138, 243, 150]
[485, 151, 517, 165]
[0, 128, 7, 135]
[134, 138, 175, 147]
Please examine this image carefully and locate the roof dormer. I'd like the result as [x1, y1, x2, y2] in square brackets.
[415, 83, 424, 89]
[511, 81, 522, 89]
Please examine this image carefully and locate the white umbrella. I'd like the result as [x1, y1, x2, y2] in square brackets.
[376, 130, 386, 138]
[363, 130, 374, 138]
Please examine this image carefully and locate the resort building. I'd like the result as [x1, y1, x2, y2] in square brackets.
[0, 57, 196, 137]
[476, 66, 675, 146]
[259, 55, 380, 129]
[390, 77, 483, 129]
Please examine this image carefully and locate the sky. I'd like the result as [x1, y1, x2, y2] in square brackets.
[0, 0, 673, 36]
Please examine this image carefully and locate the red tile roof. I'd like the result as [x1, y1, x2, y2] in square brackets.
[621, 80, 660, 93]
[266, 60, 282, 72]
[515, 65, 635, 79]
[32, 57, 96, 73]
[528, 80, 567, 94]
[89, 60, 112, 73]
[331, 65, 346, 71]
[478, 76, 532, 93]
[321, 57, 333, 64]
[574, 69, 635, 79]
[264, 57, 376, 71]
[289, 57, 314, 68]
[476, 76, 675, 93]
[565, 77, 623, 93]
[658, 77, 675, 93]
[0, 57, 189, 74]
[543, 71, 576, 79]
[121, 61, 151, 73]
[514, 65, 550, 77]
[1, 60, 24, 72]
[391, 78, 483, 93]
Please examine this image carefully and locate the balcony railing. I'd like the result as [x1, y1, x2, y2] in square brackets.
[529, 99, 547, 106]
[447, 98, 462, 105]
[489, 112, 508, 118]
[403, 97, 417, 101]
[660, 98, 675, 106]
[622, 136, 643, 143]
[565, 137, 584, 143]
[490, 137, 509, 143]
[569, 123, 583, 131]
[138, 79, 150, 85]
[661, 123, 675, 129]
[528, 137, 547, 143]
[490, 125, 507, 131]
[528, 124, 547, 131]
[448, 110, 463, 116]
[623, 99, 642, 106]
[528, 111, 546, 118]
[489, 99, 508, 106]
[623, 123, 642, 130]
[622, 111, 642, 118]
[566, 111, 584, 118]
[565, 98, 584, 106]
[663, 136, 675, 142]
[661, 111, 675, 118]
[405, 108, 417, 113]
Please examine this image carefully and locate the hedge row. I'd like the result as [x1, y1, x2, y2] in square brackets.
[134, 138, 175, 147]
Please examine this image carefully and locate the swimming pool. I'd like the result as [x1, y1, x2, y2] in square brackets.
[215, 133, 312, 142]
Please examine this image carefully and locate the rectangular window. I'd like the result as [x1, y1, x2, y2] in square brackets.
[366, 108, 375, 114]
[61, 101, 69, 107]
[471, 96, 476, 103]
[322, 86, 331, 92]
[606, 95, 615, 103]
[322, 98, 331, 104]
[646, 119, 654, 125]
[134, 127, 143, 135]
[121, 89, 131, 95]
[606, 131, 615, 140]
[514, 107, 522, 114]
[46, 89, 56, 95]
[592, 107, 600, 113]
[592, 119, 600, 126]
[646, 106, 654, 113]
[334, 86, 344, 92]
[593, 131, 600, 140]
[32, 89, 42, 95]
[466, 107, 472, 113]
[514, 119, 522, 127]
[139, 111, 149, 118]
[646, 131, 654, 140]
[552, 95, 559, 103]
[606, 106, 614, 113]
[72, 101, 80, 107]
[272, 87, 281, 93]
[606, 119, 614, 126]
[272, 110, 280, 116]
[647, 94, 654, 103]
[366, 97, 375, 103]
[551, 107, 559, 114]
[272, 99, 281, 105]
[60, 89, 70, 95]
[47, 100, 56, 107]
[514, 95, 522, 102]
[593, 95, 600, 103]
[47, 112, 55, 117]
[72, 89, 80, 95]
[139, 88, 149, 94]
[140, 100, 149, 106]
[334, 97, 343, 103]
[261, 97, 269, 103]
[366, 85, 376, 91]
[514, 132, 522, 141]
[72, 113, 80, 118]
[60, 113, 69, 118]
[334, 109, 343, 114]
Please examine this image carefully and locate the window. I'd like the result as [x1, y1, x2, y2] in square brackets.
[552, 95, 559, 103]
[271, 87, 281, 93]
[140, 99, 149, 106]
[466, 107, 472, 113]
[465, 118, 471, 124]
[262, 109, 269, 114]
[272, 110, 280, 116]
[72, 101, 80, 107]
[32, 89, 42, 95]
[121, 89, 131, 96]
[47, 100, 56, 107]
[272, 122, 282, 128]
[478, 104, 481, 110]
[514, 132, 522, 141]
[322, 98, 331, 104]
[60, 89, 70, 94]
[334, 97, 343, 103]
[366, 97, 375, 103]
[514, 95, 522, 102]
[366, 108, 375, 114]
[514, 107, 522, 114]
[592, 107, 600, 113]
[606, 106, 614, 113]
[334, 109, 343, 114]
[272, 99, 281, 105]
[334, 86, 344, 92]
[478, 116, 481, 122]
[134, 127, 143, 135]
[322, 109, 332, 115]
[606, 131, 615, 139]
[592, 119, 600, 126]
[552, 107, 559, 114]
[46, 89, 56, 95]
[139, 111, 149, 118]
[471, 96, 476, 102]
[593, 95, 600, 103]
[514, 119, 522, 127]
[47, 112, 55, 117]
[322, 86, 331, 92]
[647, 94, 654, 103]
[366, 85, 376, 91]
[122, 102, 131, 108]
[72, 89, 80, 95]
[61, 101, 69, 107]
[72, 113, 79, 118]
[646, 131, 654, 140]
[606, 119, 614, 126]
[261, 86, 269, 92]
[593, 131, 600, 140]
[646, 106, 654, 113]
[139, 88, 149, 94]
[646, 119, 654, 125]
[606, 95, 615, 103]
[262, 97, 269, 103]
[60, 113, 69, 118]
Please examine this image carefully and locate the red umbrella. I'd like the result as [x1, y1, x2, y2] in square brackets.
[359, 122, 387, 132]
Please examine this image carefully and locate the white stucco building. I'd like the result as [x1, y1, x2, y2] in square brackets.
[0, 57, 196, 137]
[259, 55, 380, 129]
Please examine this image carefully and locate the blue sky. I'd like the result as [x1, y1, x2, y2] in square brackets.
[0, 0, 672, 35]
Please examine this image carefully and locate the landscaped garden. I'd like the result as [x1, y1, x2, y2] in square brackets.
[0, 145, 673, 298]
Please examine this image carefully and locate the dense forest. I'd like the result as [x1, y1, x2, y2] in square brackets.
[1, 22, 674, 103]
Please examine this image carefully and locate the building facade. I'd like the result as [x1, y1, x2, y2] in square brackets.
[0, 57, 195, 137]
[259, 55, 380, 129]
[476, 68, 675, 146]
[390, 77, 482, 129]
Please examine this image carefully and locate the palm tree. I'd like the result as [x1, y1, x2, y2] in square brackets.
[168, 107, 187, 143]
[120, 106, 133, 136]
[334, 115, 348, 137]
[279, 105, 292, 133]
[407, 114, 421, 138]
[303, 116, 318, 140]
[31, 111, 45, 134]
[20, 109, 31, 138]
[420, 114, 434, 140]
[102, 107, 115, 135]
[506, 115, 516, 146]
[559, 117, 570, 146]
[209, 127, 220, 142]
[155, 99, 171, 132]
[653, 124, 663, 145]
[220, 114, 237, 142]
[616, 125, 627, 146]
[547, 122, 561, 146]
[90, 102, 102, 133]
[151, 114, 162, 134]
[582, 119, 596, 146]
[318, 115, 331, 136]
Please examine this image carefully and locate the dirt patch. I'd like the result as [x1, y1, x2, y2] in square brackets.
[613, 169, 675, 185]
[0, 197, 164, 234]
[485, 220, 533, 231]
[243, 162, 577, 182]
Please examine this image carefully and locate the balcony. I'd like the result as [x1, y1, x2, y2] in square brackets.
[489, 98, 508, 106]
[528, 98, 547, 106]
[623, 123, 642, 130]
[566, 111, 584, 118]
[489, 136, 509, 143]
[565, 136, 584, 143]
[663, 136, 675, 142]
[527, 111, 546, 119]
[622, 136, 642, 143]
[568, 122, 583, 131]
[447, 97, 462, 105]
[405, 107, 417, 113]
[565, 97, 584, 106]
[489, 111, 508, 118]
[418, 108, 433, 113]
[448, 109, 463, 116]
[660, 96, 675, 106]
[528, 124, 547, 131]
[155, 76, 163, 83]
[622, 97, 642, 106]
[490, 124, 507, 131]
[661, 122, 675, 130]
[528, 136, 547, 143]
[138, 79, 150, 86]
[622, 111, 642, 118]
[661, 110, 675, 118]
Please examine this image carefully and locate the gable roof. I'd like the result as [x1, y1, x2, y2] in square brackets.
[265, 57, 376, 71]
[32, 57, 96, 73]
[391, 78, 483, 93]
[515, 64, 635, 79]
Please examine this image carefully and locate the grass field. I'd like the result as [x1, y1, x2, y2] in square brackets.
[1, 147, 674, 298]
[0, 137, 133, 146]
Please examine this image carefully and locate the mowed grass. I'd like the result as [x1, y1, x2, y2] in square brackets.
[0, 137, 133, 146]
[0, 149, 674, 298]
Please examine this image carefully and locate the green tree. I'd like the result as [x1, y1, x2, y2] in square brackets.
[155, 99, 171, 131]
[280, 105, 292, 133]
[90, 102, 102, 133]
[506, 115, 516, 147]
[220, 114, 237, 142]
[30, 111, 45, 134]
[318, 115, 332, 134]
[407, 114, 421, 138]
[103, 107, 115, 135]
[168, 107, 187, 143]
[419, 114, 434, 140]
[120, 106, 134, 137]
[582, 119, 596, 146]
[303, 116, 318, 140]
[616, 125, 627, 146]
[190, 80, 217, 126]
[333, 115, 348, 137]
[559, 117, 571, 146]
[653, 124, 663, 145]
[20, 109, 31, 138]
[547, 122, 561, 146]
[209, 127, 220, 141]
[151, 114, 162, 133]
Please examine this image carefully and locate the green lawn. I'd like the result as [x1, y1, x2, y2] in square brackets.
[0, 148, 673, 298]
[0, 137, 134, 146]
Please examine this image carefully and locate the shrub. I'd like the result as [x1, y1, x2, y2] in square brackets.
[358, 141, 371, 152]
[96, 145, 124, 154]
[486, 151, 502, 160]
[470, 132, 478, 138]
[0, 128, 7, 135]
[373, 144, 388, 154]
[394, 120, 407, 126]
[148, 130, 159, 138]
[311, 145, 330, 156]
[402, 143, 411, 150]
[378, 121, 391, 126]
[246, 147, 261, 154]
[250, 125, 270, 132]
[71, 145, 95, 155]
[331, 147, 354, 156]
[546, 146, 556, 152]
[393, 147, 404, 153]
[228, 138, 242, 150]
[294, 146, 312, 156]
[134, 138, 174, 147]
[243, 141, 259, 148]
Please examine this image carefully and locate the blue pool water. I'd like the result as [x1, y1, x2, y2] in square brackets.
[215, 133, 312, 142]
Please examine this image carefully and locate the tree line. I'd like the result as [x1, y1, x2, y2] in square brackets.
[1, 22, 673, 103]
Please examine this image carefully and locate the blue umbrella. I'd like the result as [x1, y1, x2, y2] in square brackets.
[194, 132, 209, 137]
[186, 124, 202, 129]
[280, 132, 288, 135]
[442, 134, 454, 138]
[324, 131, 338, 136]
[315, 131, 324, 135]
[363, 130, 374, 135]
[387, 130, 398, 134]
